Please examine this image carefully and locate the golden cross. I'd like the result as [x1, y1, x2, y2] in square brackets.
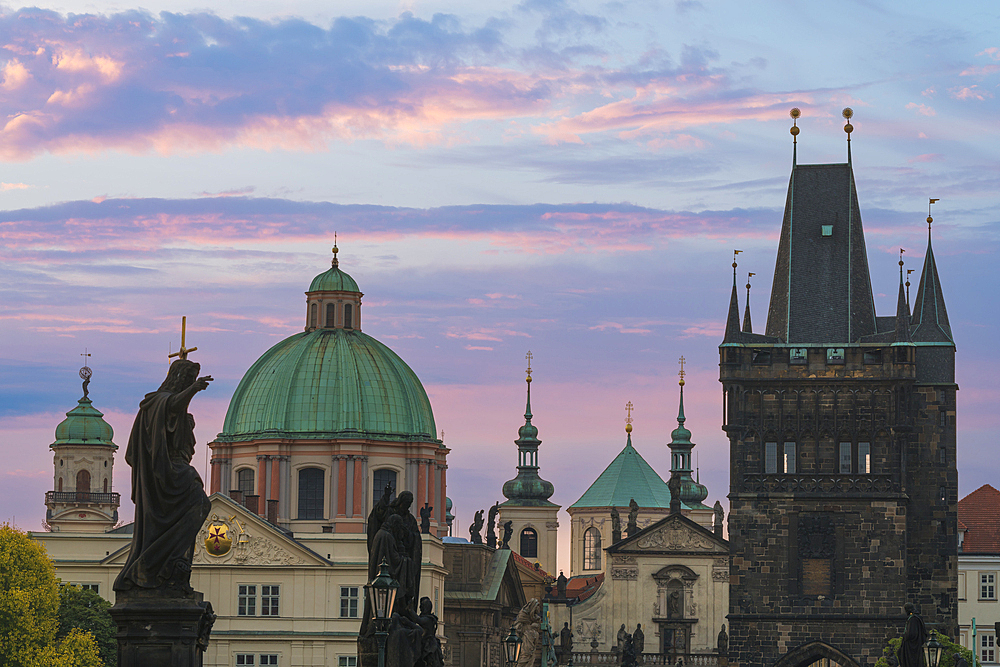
[625, 401, 633, 425]
[525, 350, 533, 375]
[168, 316, 198, 361]
[678, 356, 686, 381]
[80, 349, 91, 363]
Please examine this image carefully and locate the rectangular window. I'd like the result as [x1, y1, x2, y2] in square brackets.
[863, 349, 881, 364]
[790, 348, 808, 364]
[259, 656, 279, 666]
[261, 585, 279, 617]
[958, 572, 966, 600]
[236, 655, 255, 666]
[982, 573, 995, 600]
[858, 443, 870, 474]
[79, 584, 99, 593]
[839, 443, 852, 473]
[939, 411, 948, 427]
[238, 585, 257, 616]
[765, 442, 777, 474]
[341, 586, 360, 618]
[826, 348, 845, 364]
[982, 634, 995, 664]
[339, 658, 358, 667]
[783, 442, 796, 474]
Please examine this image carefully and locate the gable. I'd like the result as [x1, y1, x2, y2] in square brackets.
[612, 514, 727, 555]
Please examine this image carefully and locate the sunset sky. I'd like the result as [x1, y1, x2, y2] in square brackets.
[1, 0, 997, 568]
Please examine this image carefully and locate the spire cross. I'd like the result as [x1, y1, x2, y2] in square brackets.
[80, 349, 91, 363]
[167, 316, 198, 361]
[678, 356, 686, 385]
[625, 401, 633, 425]
[525, 351, 533, 377]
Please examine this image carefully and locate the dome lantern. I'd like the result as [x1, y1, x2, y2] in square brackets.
[305, 244, 363, 332]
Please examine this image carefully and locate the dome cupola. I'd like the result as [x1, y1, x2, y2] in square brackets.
[305, 243, 363, 332]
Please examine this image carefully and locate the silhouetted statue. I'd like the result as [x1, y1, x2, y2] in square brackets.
[617, 624, 627, 654]
[667, 591, 681, 619]
[556, 571, 568, 598]
[622, 633, 637, 667]
[897, 603, 928, 667]
[470, 509, 485, 544]
[114, 359, 213, 594]
[713, 501, 725, 537]
[501, 520, 514, 549]
[560, 622, 573, 661]
[610, 507, 622, 543]
[627, 498, 639, 536]
[633, 624, 644, 655]
[420, 503, 432, 535]
[717, 625, 728, 654]
[668, 473, 681, 514]
[415, 597, 444, 667]
[487, 502, 500, 548]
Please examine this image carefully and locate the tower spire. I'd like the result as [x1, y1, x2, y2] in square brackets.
[667, 357, 708, 510]
[911, 199, 952, 343]
[789, 108, 800, 166]
[332, 233, 340, 269]
[895, 250, 911, 343]
[843, 107, 854, 163]
[501, 352, 555, 506]
[743, 272, 755, 333]
[723, 251, 743, 343]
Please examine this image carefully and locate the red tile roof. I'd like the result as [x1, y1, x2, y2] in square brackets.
[959, 484, 1000, 553]
[565, 574, 605, 603]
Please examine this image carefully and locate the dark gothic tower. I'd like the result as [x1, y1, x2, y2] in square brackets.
[719, 110, 957, 667]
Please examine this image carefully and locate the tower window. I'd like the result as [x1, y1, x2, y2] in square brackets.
[237, 468, 255, 497]
[783, 442, 796, 474]
[372, 469, 397, 506]
[103, 478, 108, 493]
[520, 528, 538, 559]
[326, 303, 336, 327]
[858, 442, 870, 474]
[765, 442, 777, 474]
[344, 304, 353, 329]
[826, 348, 845, 364]
[839, 442, 852, 474]
[939, 411, 948, 427]
[297, 468, 325, 520]
[790, 348, 808, 364]
[310, 303, 318, 328]
[76, 469, 91, 494]
[583, 527, 602, 570]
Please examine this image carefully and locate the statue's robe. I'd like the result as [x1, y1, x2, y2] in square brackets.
[113, 387, 211, 592]
[898, 613, 928, 667]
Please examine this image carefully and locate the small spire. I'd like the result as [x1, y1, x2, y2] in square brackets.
[906, 269, 914, 310]
[332, 232, 340, 269]
[677, 356, 686, 423]
[895, 251, 911, 343]
[743, 272, 755, 333]
[843, 107, 854, 163]
[789, 108, 800, 165]
[723, 252, 743, 343]
[524, 350, 533, 419]
[911, 198, 953, 343]
[79, 349, 93, 400]
[625, 400, 633, 434]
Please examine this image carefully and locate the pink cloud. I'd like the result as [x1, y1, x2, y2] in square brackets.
[908, 153, 944, 163]
[949, 85, 992, 101]
[905, 102, 936, 116]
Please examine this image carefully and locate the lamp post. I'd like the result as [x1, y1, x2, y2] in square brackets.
[923, 631, 942, 667]
[365, 558, 399, 667]
[503, 626, 522, 667]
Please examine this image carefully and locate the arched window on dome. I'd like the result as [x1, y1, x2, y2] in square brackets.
[326, 303, 336, 328]
[310, 303, 318, 329]
[344, 304, 353, 329]
[237, 468, 255, 498]
[76, 469, 91, 495]
[298, 468, 325, 520]
[583, 527, 602, 570]
[520, 527, 538, 559]
[373, 469, 397, 506]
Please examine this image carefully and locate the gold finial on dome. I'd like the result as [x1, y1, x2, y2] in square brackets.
[625, 401, 634, 434]
[331, 232, 340, 268]
[525, 350, 533, 383]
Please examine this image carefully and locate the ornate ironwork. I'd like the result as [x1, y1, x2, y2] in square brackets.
[741, 474, 899, 495]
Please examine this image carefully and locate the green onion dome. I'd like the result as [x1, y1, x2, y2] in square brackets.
[309, 266, 360, 293]
[217, 328, 438, 443]
[52, 396, 115, 447]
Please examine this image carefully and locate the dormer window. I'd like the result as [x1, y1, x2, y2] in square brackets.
[326, 303, 336, 328]
[344, 304, 353, 329]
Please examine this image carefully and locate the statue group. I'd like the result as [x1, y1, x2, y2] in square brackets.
[615, 624, 644, 667]
[359, 483, 444, 667]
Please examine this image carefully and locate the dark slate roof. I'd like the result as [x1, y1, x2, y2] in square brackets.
[765, 163, 877, 343]
[722, 281, 780, 344]
[910, 233, 953, 343]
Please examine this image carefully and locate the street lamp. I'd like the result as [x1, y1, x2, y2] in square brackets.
[365, 558, 399, 667]
[924, 631, 943, 667]
[503, 626, 522, 667]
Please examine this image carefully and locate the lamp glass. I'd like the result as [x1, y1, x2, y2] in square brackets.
[503, 627, 522, 666]
[924, 631, 942, 667]
[367, 558, 400, 621]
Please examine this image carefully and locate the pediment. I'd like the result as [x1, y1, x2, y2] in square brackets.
[613, 514, 727, 554]
[192, 494, 328, 567]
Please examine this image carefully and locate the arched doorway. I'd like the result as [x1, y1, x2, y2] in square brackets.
[76, 469, 91, 494]
[773, 641, 861, 667]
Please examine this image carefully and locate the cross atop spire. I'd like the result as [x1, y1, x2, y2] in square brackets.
[167, 316, 198, 361]
[678, 356, 686, 386]
[332, 232, 340, 269]
[525, 350, 533, 381]
[625, 401, 634, 434]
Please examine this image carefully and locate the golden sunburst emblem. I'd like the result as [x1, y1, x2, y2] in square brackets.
[205, 521, 232, 557]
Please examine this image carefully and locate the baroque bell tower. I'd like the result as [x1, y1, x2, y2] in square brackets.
[720, 110, 957, 667]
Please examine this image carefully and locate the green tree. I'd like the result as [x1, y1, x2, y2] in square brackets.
[0, 524, 104, 667]
[874, 632, 976, 667]
[58, 585, 117, 667]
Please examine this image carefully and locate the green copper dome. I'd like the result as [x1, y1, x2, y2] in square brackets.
[52, 397, 116, 448]
[309, 266, 360, 293]
[217, 328, 437, 442]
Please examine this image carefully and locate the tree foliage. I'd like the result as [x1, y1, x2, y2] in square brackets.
[874, 633, 976, 667]
[59, 585, 117, 667]
[0, 525, 104, 667]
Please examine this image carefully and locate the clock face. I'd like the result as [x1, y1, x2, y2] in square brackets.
[79, 366, 93, 381]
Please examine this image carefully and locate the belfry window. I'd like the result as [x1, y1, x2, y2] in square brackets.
[583, 527, 601, 570]
[765, 442, 777, 474]
[76, 469, 91, 494]
[344, 304, 353, 329]
[326, 303, 336, 327]
[237, 469, 255, 497]
[297, 468, 325, 520]
[783, 442, 796, 473]
[520, 528, 538, 559]
[373, 469, 397, 506]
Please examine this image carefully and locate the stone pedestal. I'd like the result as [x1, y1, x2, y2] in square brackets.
[110, 589, 215, 667]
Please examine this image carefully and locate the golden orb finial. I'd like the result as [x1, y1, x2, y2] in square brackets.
[790, 108, 801, 119]
[625, 401, 634, 433]
[789, 108, 801, 143]
[842, 107, 854, 120]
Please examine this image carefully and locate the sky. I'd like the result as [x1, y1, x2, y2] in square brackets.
[0, 0, 998, 572]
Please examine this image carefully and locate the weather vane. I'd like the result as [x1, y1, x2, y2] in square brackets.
[928, 198, 939, 229]
[332, 232, 340, 268]
[79, 349, 93, 399]
[167, 316, 197, 361]
[843, 107, 854, 141]
[625, 401, 634, 433]
[733, 250, 742, 280]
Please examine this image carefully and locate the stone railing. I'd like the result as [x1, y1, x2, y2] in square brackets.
[570, 653, 722, 666]
[46, 491, 121, 505]
[741, 474, 899, 495]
